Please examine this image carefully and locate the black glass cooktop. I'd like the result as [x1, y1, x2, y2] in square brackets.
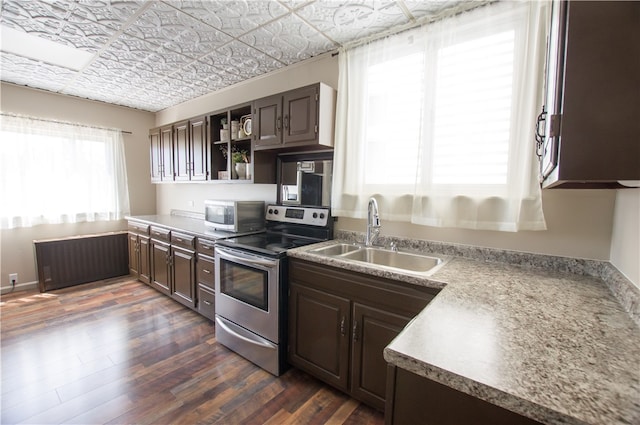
[216, 232, 320, 257]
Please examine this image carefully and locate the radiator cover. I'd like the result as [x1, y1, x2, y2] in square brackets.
[34, 232, 129, 292]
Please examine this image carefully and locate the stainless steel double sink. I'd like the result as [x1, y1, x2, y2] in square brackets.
[309, 242, 447, 275]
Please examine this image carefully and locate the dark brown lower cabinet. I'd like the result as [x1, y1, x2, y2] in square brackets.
[138, 236, 150, 284]
[288, 258, 439, 411]
[352, 303, 411, 408]
[130, 221, 198, 313]
[289, 284, 350, 391]
[151, 240, 171, 296]
[128, 233, 150, 284]
[196, 253, 215, 320]
[197, 284, 215, 320]
[171, 246, 196, 309]
[385, 366, 542, 425]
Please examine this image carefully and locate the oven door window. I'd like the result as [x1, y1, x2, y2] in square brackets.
[219, 259, 268, 311]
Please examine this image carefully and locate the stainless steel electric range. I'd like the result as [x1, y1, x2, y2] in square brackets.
[214, 204, 333, 376]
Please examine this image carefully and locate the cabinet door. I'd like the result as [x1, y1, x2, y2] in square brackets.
[138, 236, 151, 285]
[289, 283, 350, 391]
[173, 121, 190, 181]
[160, 125, 174, 181]
[149, 128, 162, 182]
[128, 233, 139, 275]
[171, 246, 196, 309]
[283, 85, 318, 145]
[254, 94, 282, 148]
[351, 302, 411, 410]
[150, 241, 171, 295]
[189, 116, 208, 181]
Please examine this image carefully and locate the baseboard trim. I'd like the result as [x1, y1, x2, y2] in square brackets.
[1, 281, 38, 295]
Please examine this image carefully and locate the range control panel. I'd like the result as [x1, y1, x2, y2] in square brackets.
[265, 204, 330, 227]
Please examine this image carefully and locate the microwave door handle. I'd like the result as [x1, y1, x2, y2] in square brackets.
[217, 248, 276, 268]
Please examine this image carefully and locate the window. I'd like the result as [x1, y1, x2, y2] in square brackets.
[333, 1, 548, 231]
[0, 114, 130, 229]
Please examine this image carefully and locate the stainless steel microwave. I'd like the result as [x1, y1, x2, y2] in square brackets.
[204, 200, 265, 233]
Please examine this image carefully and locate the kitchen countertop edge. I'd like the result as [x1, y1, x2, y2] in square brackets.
[287, 237, 640, 425]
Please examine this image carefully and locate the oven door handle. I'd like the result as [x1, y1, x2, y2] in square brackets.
[215, 316, 276, 349]
[216, 247, 276, 268]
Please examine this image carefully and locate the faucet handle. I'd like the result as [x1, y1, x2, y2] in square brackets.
[389, 241, 398, 252]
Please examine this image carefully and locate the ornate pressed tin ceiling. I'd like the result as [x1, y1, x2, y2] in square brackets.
[0, 0, 477, 112]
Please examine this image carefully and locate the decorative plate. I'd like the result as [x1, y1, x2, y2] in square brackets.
[243, 118, 252, 136]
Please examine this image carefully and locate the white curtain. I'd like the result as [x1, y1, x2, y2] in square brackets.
[0, 114, 131, 229]
[332, 1, 548, 232]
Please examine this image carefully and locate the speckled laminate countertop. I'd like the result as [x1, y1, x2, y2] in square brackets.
[287, 236, 640, 425]
[125, 213, 256, 240]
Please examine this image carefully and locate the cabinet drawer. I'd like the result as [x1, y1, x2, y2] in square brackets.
[150, 226, 170, 242]
[171, 231, 195, 249]
[197, 284, 215, 320]
[197, 254, 215, 289]
[128, 221, 149, 235]
[196, 238, 216, 257]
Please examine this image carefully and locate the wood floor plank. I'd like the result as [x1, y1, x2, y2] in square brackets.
[1, 278, 384, 425]
[65, 394, 135, 425]
[326, 398, 361, 424]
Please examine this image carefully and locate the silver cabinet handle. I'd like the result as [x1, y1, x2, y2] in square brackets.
[353, 320, 359, 342]
[202, 269, 211, 274]
[203, 300, 211, 306]
[340, 316, 346, 336]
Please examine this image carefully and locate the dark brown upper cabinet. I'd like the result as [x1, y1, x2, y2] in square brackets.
[189, 115, 209, 181]
[175, 117, 209, 182]
[149, 125, 174, 182]
[150, 117, 209, 183]
[149, 127, 162, 182]
[538, 1, 640, 188]
[173, 120, 190, 181]
[253, 83, 336, 151]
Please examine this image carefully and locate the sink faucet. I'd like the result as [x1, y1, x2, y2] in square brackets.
[365, 197, 381, 246]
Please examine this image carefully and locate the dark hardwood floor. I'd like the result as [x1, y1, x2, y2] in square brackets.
[0, 277, 384, 425]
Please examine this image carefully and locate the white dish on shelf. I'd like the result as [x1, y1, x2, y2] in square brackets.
[243, 118, 252, 136]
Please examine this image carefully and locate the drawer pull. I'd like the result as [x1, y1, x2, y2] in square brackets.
[175, 238, 183, 242]
[202, 269, 211, 274]
[201, 244, 212, 250]
[203, 300, 212, 306]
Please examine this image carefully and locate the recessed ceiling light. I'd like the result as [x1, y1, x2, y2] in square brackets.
[1, 25, 94, 71]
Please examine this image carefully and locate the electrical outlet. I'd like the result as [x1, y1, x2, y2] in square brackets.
[9, 273, 18, 285]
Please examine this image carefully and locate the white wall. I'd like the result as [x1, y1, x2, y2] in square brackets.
[154, 53, 339, 214]
[0, 83, 156, 290]
[610, 189, 640, 288]
[338, 189, 617, 261]
[157, 53, 619, 263]
[155, 183, 277, 215]
[156, 52, 340, 125]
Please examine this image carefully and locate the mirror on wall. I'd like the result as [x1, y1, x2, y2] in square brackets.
[278, 151, 333, 207]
